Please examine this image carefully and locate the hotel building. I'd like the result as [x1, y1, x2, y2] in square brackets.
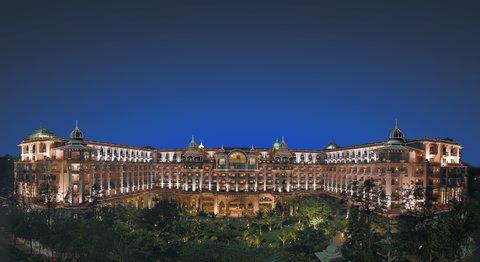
[14, 122, 467, 216]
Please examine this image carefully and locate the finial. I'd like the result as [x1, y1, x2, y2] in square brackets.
[251, 144, 255, 150]
[75, 120, 79, 129]
[281, 136, 285, 142]
[394, 118, 398, 128]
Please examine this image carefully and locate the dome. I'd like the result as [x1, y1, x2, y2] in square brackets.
[27, 128, 55, 140]
[273, 139, 280, 150]
[198, 141, 205, 149]
[325, 140, 339, 150]
[387, 120, 405, 144]
[69, 121, 84, 140]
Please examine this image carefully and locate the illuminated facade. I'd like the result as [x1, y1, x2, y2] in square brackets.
[14, 122, 468, 216]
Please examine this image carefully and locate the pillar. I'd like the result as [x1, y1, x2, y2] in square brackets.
[126, 171, 130, 193]
[120, 165, 124, 193]
[107, 169, 111, 196]
[385, 172, 392, 209]
[68, 167, 72, 204]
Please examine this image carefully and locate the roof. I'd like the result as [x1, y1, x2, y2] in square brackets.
[26, 128, 56, 140]
[55, 143, 95, 152]
[408, 138, 461, 146]
[85, 140, 156, 151]
[323, 141, 385, 152]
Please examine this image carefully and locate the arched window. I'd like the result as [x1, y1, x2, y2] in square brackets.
[229, 152, 247, 169]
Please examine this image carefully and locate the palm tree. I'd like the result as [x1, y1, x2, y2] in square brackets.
[244, 230, 262, 248]
[277, 229, 290, 247]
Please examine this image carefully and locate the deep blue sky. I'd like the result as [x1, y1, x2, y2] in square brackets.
[1, 1, 479, 165]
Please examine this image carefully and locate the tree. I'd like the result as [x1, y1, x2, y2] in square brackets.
[243, 229, 262, 248]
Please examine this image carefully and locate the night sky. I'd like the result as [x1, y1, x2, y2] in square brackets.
[1, 1, 479, 165]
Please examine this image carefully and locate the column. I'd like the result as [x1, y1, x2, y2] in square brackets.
[305, 173, 308, 190]
[323, 173, 327, 190]
[150, 171, 154, 189]
[137, 171, 140, 190]
[263, 169, 267, 191]
[126, 171, 130, 193]
[344, 174, 349, 193]
[68, 166, 72, 204]
[385, 172, 392, 209]
[90, 172, 94, 201]
[287, 172, 291, 192]
[107, 168, 111, 196]
[175, 173, 179, 189]
[313, 173, 316, 190]
[213, 197, 219, 215]
[253, 200, 259, 213]
[120, 165, 124, 193]
[235, 174, 238, 192]
[79, 165, 84, 203]
[99, 168, 104, 193]
[184, 173, 188, 191]
[208, 172, 212, 191]
[161, 171, 164, 188]
[192, 174, 196, 191]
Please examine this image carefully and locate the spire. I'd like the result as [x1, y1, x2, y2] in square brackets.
[198, 140, 205, 149]
[325, 139, 339, 150]
[188, 135, 197, 148]
[69, 120, 84, 140]
[388, 118, 405, 144]
[251, 144, 255, 151]
[280, 136, 287, 148]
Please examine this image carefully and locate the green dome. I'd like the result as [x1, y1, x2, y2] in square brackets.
[388, 120, 405, 145]
[26, 128, 56, 140]
[273, 139, 280, 150]
[69, 121, 84, 140]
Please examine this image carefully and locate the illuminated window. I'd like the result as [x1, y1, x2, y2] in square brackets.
[229, 152, 247, 164]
